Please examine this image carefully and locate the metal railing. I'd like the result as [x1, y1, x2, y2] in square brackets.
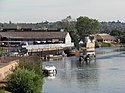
[22, 43, 74, 50]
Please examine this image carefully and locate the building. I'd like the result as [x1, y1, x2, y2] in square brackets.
[0, 32, 74, 51]
[80, 35, 95, 56]
[1, 24, 32, 32]
[0, 23, 60, 32]
[95, 33, 116, 43]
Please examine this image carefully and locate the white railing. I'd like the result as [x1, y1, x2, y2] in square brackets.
[22, 43, 74, 50]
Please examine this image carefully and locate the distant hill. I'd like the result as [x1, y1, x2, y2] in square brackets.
[99, 21, 125, 33]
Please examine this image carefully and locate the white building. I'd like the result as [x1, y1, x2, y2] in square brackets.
[0, 31, 74, 51]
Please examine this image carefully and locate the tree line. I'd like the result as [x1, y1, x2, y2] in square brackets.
[59, 16, 125, 47]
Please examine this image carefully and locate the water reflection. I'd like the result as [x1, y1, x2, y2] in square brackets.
[42, 47, 125, 93]
[45, 73, 57, 80]
[96, 46, 125, 54]
[43, 56, 99, 93]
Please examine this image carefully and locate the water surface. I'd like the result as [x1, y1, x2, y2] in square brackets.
[42, 47, 125, 93]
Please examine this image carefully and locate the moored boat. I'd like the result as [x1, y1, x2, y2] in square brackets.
[48, 54, 63, 60]
[42, 65, 57, 74]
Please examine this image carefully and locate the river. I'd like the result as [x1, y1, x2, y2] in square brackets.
[42, 47, 125, 93]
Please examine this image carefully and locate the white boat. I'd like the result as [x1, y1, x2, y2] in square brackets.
[48, 54, 63, 61]
[47, 73, 56, 80]
[48, 54, 62, 58]
[43, 65, 57, 74]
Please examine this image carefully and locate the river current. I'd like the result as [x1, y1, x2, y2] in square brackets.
[42, 47, 125, 93]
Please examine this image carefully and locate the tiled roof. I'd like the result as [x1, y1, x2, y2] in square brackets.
[0, 32, 68, 39]
[95, 33, 116, 40]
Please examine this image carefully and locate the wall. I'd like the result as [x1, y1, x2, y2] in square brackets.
[65, 33, 71, 44]
[0, 60, 19, 81]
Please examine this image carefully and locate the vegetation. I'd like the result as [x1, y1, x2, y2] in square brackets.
[59, 16, 80, 48]
[0, 47, 3, 57]
[120, 36, 125, 44]
[110, 29, 123, 36]
[100, 21, 125, 33]
[110, 29, 125, 44]
[69, 31, 80, 49]
[0, 90, 5, 93]
[1, 16, 125, 46]
[99, 42, 111, 47]
[100, 21, 125, 44]
[89, 35, 95, 42]
[19, 57, 43, 76]
[59, 16, 100, 48]
[60, 16, 76, 32]
[76, 16, 100, 37]
[7, 68, 42, 93]
[6, 57, 43, 93]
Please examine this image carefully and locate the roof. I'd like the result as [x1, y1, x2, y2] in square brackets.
[0, 32, 68, 39]
[95, 33, 116, 40]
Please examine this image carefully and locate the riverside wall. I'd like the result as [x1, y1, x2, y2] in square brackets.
[0, 60, 19, 81]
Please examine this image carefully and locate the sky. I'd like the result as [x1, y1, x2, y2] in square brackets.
[0, 0, 125, 23]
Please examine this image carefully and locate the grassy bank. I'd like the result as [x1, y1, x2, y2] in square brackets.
[0, 56, 43, 93]
[99, 42, 124, 47]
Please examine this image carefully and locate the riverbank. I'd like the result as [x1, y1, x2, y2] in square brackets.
[0, 56, 43, 93]
[98, 42, 125, 47]
[0, 59, 19, 93]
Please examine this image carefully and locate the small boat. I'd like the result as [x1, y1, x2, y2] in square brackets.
[48, 54, 63, 61]
[79, 50, 96, 63]
[64, 48, 79, 56]
[42, 65, 57, 74]
[48, 54, 62, 58]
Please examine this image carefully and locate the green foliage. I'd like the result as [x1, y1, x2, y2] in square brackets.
[7, 68, 43, 93]
[89, 36, 95, 42]
[100, 42, 111, 47]
[60, 16, 76, 32]
[0, 47, 3, 51]
[60, 16, 80, 48]
[120, 36, 125, 44]
[69, 31, 80, 49]
[0, 90, 5, 93]
[110, 29, 125, 44]
[19, 57, 43, 76]
[110, 29, 123, 37]
[6, 57, 43, 93]
[0, 47, 3, 57]
[76, 16, 100, 37]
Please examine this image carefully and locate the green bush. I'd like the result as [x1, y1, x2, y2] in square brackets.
[19, 57, 43, 76]
[0, 90, 5, 93]
[0, 47, 3, 57]
[7, 68, 43, 93]
[100, 42, 111, 47]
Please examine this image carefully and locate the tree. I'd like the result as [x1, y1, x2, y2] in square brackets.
[60, 16, 76, 32]
[59, 16, 80, 48]
[110, 29, 125, 44]
[7, 57, 43, 93]
[110, 29, 123, 37]
[69, 31, 80, 49]
[19, 57, 43, 76]
[76, 16, 100, 38]
[7, 68, 43, 93]
[0, 47, 3, 57]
